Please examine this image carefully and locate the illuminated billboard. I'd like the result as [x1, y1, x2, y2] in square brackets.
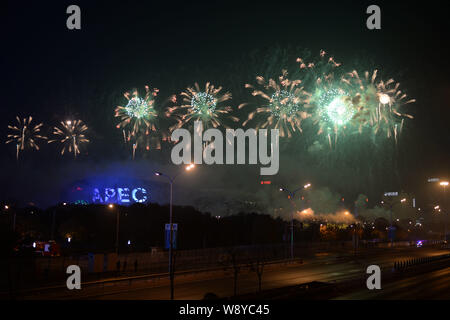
[92, 187, 148, 204]
[61, 174, 160, 206]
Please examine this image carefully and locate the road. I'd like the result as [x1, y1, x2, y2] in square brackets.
[335, 266, 450, 299]
[17, 246, 450, 300]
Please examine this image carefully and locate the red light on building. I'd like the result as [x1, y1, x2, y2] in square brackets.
[260, 181, 271, 185]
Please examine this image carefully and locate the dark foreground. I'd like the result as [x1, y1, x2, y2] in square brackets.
[5, 246, 450, 300]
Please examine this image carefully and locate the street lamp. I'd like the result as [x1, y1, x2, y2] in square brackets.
[154, 164, 195, 300]
[439, 181, 449, 241]
[108, 204, 120, 255]
[279, 183, 312, 260]
[382, 197, 407, 247]
[4, 204, 16, 232]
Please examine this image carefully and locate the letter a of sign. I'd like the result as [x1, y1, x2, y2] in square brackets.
[366, 265, 381, 290]
[66, 5, 81, 30]
[366, 5, 381, 30]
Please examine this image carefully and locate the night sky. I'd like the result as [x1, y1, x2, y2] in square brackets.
[1, 0, 449, 211]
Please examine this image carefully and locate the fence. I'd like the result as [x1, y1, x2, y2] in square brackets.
[5, 239, 445, 291]
[393, 253, 450, 272]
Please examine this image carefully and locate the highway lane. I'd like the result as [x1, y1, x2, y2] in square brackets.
[27, 246, 446, 300]
[335, 266, 450, 299]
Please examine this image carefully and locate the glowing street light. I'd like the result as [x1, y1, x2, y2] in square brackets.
[439, 181, 449, 241]
[154, 164, 196, 300]
[279, 183, 312, 260]
[108, 204, 120, 254]
[381, 196, 408, 247]
[3, 204, 16, 232]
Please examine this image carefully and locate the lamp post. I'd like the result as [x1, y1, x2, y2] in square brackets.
[154, 164, 195, 300]
[440, 181, 449, 241]
[279, 183, 311, 260]
[108, 204, 120, 254]
[4, 205, 16, 232]
[382, 197, 406, 247]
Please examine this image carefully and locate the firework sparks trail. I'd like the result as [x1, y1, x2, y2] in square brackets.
[115, 86, 158, 135]
[241, 70, 311, 138]
[6, 116, 47, 160]
[297, 50, 414, 147]
[167, 82, 239, 131]
[115, 85, 168, 158]
[49, 120, 89, 158]
[296, 50, 351, 146]
[341, 70, 416, 142]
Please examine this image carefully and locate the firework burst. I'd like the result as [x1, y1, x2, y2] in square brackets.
[298, 50, 349, 139]
[6, 116, 47, 160]
[167, 82, 239, 130]
[310, 84, 357, 147]
[341, 70, 415, 142]
[115, 86, 159, 136]
[296, 50, 342, 84]
[241, 70, 311, 138]
[49, 120, 89, 158]
[115, 86, 167, 158]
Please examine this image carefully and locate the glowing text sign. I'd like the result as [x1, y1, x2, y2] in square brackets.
[92, 187, 148, 204]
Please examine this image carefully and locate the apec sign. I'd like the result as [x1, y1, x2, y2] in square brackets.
[92, 187, 148, 204]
